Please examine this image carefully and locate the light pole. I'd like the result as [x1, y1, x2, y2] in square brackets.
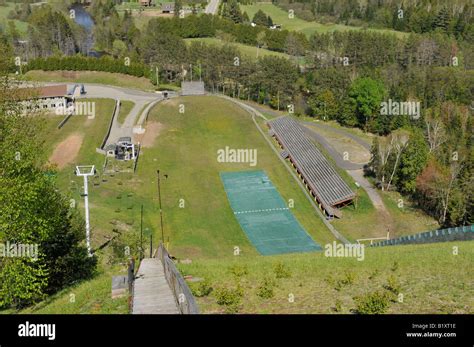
[75, 165, 95, 257]
[140, 204, 144, 260]
[155, 66, 159, 87]
[157, 170, 168, 244]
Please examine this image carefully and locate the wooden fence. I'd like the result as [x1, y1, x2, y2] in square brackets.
[156, 243, 199, 314]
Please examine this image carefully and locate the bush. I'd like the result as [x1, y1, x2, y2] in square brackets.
[228, 264, 248, 278]
[391, 261, 399, 272]
[368, 269, 379, 280]
[190, 279, 213, 297]
[333, 299, 343, 313]
[273, 262, 291, 279]
[384, 275, 402, 299]
[333, 271, 356, 291]
[353, 291, 391, 314]
[256, 276, 275, 299]
[214, 286, 243, 313]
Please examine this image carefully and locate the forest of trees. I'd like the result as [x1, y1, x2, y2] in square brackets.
[275, 0, 473, 40]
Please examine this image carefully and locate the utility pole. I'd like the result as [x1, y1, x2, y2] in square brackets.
[157, 170, 168, 244]
[140, 204, 144, 259]
[155, 66, 159, 87]
[150, 234, 153, 258]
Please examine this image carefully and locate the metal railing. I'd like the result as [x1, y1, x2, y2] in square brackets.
[156, 243, 199, 314]
[371, 225, 474, 247]
[127, 258, 136, 313]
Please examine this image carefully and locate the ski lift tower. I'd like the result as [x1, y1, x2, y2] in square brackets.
[75, 165, 96, 256]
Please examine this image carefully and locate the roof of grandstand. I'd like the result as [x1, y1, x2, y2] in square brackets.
[268, 116, 355, 211]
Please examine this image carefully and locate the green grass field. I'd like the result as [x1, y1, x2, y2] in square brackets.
[117, 100, 135, 125]
[22, 70, 157, 92]
[180, 240, 474, 314]
[3, 266, 129, 314]
[241, 3, 408, 38]
[0, 2, 28, 34]
[138, 96, 335, 257]
[185, 37, 293, 61]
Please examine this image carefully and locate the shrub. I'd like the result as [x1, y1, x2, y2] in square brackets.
[333, 271, 356, 291]
[273, 262, 291, 279]
[368, 269, 379, 280]
[384, 275, 402, 300]
[256, 276, 275, 299]
[333, 299, 343, 313]
[190, 279, 213, 298]
[391, 261, 399, 272]
[353, 291, 390, 314]
[214, 286, 243, 313]
[228, 264, 248, 278]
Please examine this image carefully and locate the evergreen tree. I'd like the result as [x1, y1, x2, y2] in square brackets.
[253, 9, 268, 26]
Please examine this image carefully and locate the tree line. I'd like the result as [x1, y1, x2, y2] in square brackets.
[275, 0, 474, 41]
[0, 75, 96, 309]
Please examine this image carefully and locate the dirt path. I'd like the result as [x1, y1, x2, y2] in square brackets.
[49, 133, 84, 169]
[348, 169, 394, 236]
[136, 121, 164, 148]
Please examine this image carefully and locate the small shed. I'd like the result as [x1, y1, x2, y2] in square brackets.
[161, 2, 175, 13]
[140, 0, 152, 6]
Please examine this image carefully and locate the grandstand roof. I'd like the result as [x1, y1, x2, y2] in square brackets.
[268, 116, 355, 211]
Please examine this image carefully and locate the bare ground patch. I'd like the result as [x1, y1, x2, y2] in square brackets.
[49, 133, 84, 169]
[136, 121, 164, 148]
[306, 124, 370, 164]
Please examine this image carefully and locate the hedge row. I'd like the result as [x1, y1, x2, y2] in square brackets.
[24, 55, 151, 79]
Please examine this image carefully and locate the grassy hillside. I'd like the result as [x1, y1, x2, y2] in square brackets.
[139, 96, 336, 257]
[0, 2, 28, 34]
[40, 96, 336, 263]
[22, 70, 157, 91]
[179, 240, 474, 314]
[3, 266, 129, 314]
[241, 3, 408, 38]
[185, 37, 292, 61]
[15, 94, 470, 315]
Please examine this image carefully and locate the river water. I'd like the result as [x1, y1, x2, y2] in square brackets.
[71, 4, 100, 57]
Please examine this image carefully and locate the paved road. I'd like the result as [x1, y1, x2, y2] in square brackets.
[205, 0, 219, 14]
[42, 82, 162, 145]
[75, 84, 162, 145]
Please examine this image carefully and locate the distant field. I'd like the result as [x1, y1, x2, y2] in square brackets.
[23, 70, 157, 92]
[241, 3, 408, 38]
[180, 240, 474, 314]
[0, 2, 28, 34]
[185, 37, 292, 62]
